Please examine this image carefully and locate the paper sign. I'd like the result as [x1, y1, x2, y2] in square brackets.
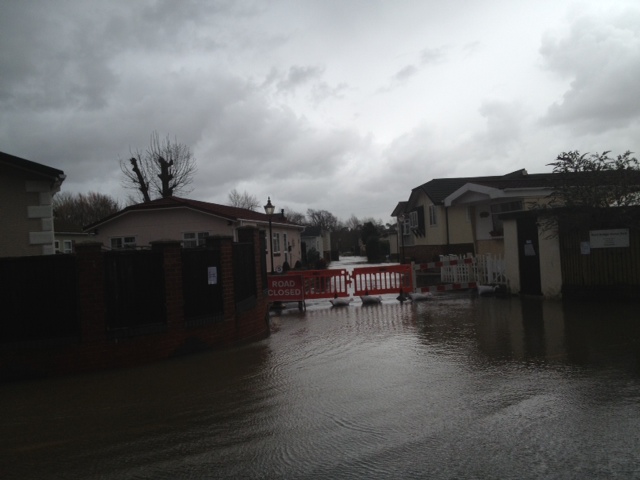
[208, 266, 218, 285]
[590, 229, 629, 249]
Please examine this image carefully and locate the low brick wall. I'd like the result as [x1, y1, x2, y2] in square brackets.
[0, 228, 270, 382]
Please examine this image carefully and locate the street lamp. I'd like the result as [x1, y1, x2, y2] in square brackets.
[264, 197, 275, 274]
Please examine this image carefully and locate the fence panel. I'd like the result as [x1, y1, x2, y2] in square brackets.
[560, 229, 640, 299]
[287, 269, 351, 299]
[182, 248, 224, 325]
[352, 265, 412, 296]
[104, 250, 166, 332]
[0, 255, 79, 343]
[440, 254, 507, 286]
[233, 242, 257, 310]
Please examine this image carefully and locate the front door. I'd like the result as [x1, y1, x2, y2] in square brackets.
[517, 216, 542, 295]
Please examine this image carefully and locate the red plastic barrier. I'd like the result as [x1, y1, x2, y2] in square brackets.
[267, 275, 305, 302]
[352, 264, 412, 296]
[287, 269, 351, 299]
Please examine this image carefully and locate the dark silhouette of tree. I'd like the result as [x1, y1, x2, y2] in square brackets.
[547, 150, 640, 209]
[53, 191, 120, 228]
[538, 150, 640, 234]
[307, 209, 338, 232]
[120, 131, 196, 202]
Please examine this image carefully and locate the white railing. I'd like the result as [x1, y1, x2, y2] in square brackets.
[440, 254, 508, 286]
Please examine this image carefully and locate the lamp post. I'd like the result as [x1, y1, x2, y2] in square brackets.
[264, 197, 275, 274]
[399, 214, 406, 264]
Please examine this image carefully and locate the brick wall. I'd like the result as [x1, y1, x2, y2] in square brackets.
[0, 227, 270, 381]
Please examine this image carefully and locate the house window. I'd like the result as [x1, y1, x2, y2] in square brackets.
[409, 211, 418, 229]
[489, 201, 523, 235]
[428, 205, 438, 226]
[273, 232, 281, 254]
[466, 206, 473, 223]
[111, 236, 136, 249]
[183, 232, 209, 248]
[283, 233, 288, 252]
[62, 240, 73, 253]
[402, 217, 411, 235]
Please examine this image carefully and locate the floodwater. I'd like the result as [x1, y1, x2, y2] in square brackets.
[2, 258, 640, 479]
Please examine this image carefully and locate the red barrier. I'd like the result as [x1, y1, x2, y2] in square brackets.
[287, 269, 351, 299]
[267, 275, 305, 302]
[352, 264, 412, 296]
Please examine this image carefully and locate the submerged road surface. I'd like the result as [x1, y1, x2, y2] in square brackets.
[2, 266, 640, 478]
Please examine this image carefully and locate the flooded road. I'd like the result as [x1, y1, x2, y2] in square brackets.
[2, 259, 640, 479]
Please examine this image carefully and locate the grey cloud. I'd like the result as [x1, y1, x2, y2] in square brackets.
[276, 65, 325, 94]
[540, 10, 640, 133]
[420, 46, 446, 64]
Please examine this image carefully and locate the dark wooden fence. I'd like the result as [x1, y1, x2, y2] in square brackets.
[104, 250, 167, 336]
[0, 255, 79, 343]
[560, 228, 640, 300]
[182, 247, 224, 325]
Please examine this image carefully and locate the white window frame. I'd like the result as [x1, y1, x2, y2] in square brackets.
[409, 211, 418, 229]
[402, 217, 411, 235]
[183, 231, 209, 248]
[273, 232, 281, 254]
[111, 236, 136, 249]
[428, 205, 438, 226]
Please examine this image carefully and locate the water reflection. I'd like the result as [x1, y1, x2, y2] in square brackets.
[2, 294, 640, 479]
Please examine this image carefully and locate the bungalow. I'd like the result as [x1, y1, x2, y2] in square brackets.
[395, 168, 640, 299]
[0, 151, 66, 257]
[300, 225, 332, 264]
[392, 169, 554, 263]
[84, 196, 305, 274]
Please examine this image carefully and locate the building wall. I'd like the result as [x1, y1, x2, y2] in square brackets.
[447, 205, 474, 244]
[538, 223, 562, 298]
[0, 164, 56, 257]
[91, 209, 235, 247]
[89, 208, 302, 274]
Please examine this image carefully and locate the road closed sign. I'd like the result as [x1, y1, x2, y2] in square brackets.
[267, 275, 305, 302]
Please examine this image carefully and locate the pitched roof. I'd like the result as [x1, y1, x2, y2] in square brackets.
[0, 150, 66, 182]
[84, 196, 304, 231]
[413, 169, 557, 205]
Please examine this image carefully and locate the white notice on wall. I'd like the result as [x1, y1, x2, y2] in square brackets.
[208, 266, 218, 285]
[580, 241, 591, 255]
[589, 229, 630, 249]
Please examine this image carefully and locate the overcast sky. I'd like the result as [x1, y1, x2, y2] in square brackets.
[1, 0, 639, 222]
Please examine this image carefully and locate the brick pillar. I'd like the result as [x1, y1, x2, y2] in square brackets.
[208, 236, 235, 321]
[151, 240, 184, 330]
[238, 226, 267, 296]
[75, 242, 107, 344]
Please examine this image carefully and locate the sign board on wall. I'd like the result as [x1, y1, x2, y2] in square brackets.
[589, 229, 630, 249]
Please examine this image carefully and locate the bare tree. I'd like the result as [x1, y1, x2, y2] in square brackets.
[344, 214, 361, 231]
[306, 209, 339, 232]
[53, 191, 120, 227]
[282, 208, 306, 225]
[120, 131, 197, 202]
[228, 189, 260, 210]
